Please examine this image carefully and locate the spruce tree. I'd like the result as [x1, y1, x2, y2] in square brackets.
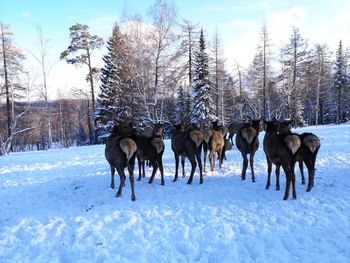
[95, 23, 127, 135]
[333, 40, 348, 123]
[192, 29, 216, 128]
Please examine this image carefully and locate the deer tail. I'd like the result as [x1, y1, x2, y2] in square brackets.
[119, 138, 137, 161]
[284, 135, 301, 155]
[241, 127, 257, 144]
[190, 130, 203, 148]
[303, 135, 320, 153]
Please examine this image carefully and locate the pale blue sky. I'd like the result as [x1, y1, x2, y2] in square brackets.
[2, 0, 350, 98]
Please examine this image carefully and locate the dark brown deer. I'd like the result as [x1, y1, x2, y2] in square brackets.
[279, 120, 321, 192]
[263, 119, 301, 200]
[105, 123, 137, 201]
[171, 124, 203, 184]
[235, 119, 261, 182]
[134, 123, 165, 185]
[228, 121, 244, 144]
[203, 122, 225, 172]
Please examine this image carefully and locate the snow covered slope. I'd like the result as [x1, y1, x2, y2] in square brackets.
[0, 124, 349, 262]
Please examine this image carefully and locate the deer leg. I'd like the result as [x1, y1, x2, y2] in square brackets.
[209, 150, 215, 172]
[203, 143, 208, 173]
[218, 149, 223, 169]
[282, 164, 292, 200]
[266, 157, 272, 189]
[291, 167, 297, 199]
[158, 155, 165, 186]
[229, 133, 233, 144]
[128, 157, 136, 201]
[299, 160, 305, 185]
[173, 153, 179, 182]
[241, 153, 248, 181]
[196, 151, 203, 184]
[137, 155, 142, 181]
[142, 159, 146, 178]
[187, 154, 197, 185]
[290, 160, 297, 199]
[110, 165, 115, 189]
[181, 156, 186, 178]
[304, 157, 313, 192]
[116, 166, 126, 198]
[249, 153, 255, 182]
[148, 160, 158, 185]
[276, 165, 281, 191]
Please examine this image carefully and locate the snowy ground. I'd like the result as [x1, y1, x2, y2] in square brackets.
[0, 124, 350, 263]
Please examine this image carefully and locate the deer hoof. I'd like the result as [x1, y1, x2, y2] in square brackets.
[173, 178, 177, 182]
[116, 192, 122, 198]
[131, 196, 136, 201]
[306, 187, 311, 192]
[276, 186, 280, 191]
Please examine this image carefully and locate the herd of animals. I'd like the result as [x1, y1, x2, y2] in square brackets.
[104, 118, 321, 201]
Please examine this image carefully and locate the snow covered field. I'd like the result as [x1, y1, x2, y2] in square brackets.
[0, 124, 350, 263]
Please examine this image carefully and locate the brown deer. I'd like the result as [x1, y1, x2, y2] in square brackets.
[279, 120, 321, 192]
[203, 121, 225, 172]
[134, 123, 165, 185]
[171, 123, 204, 184]
[228, 121, 244, 144]
[105, 123, 137, 201]
[263, 119, 301, 200]
[235, 119, 261, 182]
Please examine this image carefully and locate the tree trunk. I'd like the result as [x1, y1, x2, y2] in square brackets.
[1, 24, 11, 142]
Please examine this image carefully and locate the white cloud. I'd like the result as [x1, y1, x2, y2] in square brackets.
[266, 6, 308, 47]
[21, 10, 32, 18]
[87, 15, 119, 39]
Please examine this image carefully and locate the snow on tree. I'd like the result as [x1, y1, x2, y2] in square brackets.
[192, 29, 216, 127]
[333, 40, 349, 123]
[95, 23, 129, 136]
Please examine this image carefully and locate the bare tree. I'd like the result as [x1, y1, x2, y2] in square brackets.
[148, 0, 178, 121]
[210, 29, 226, 124]
[30, 25, 55, 148]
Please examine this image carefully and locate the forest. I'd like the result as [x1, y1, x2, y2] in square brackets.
[1, 0, 349, 155]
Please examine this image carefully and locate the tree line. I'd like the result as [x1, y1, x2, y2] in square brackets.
[1, 0, 349, 155]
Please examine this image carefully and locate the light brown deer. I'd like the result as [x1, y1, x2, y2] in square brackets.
[263, 119, 301, 200]
[105, 123, 137, 201]
[203, 122, 225, 172]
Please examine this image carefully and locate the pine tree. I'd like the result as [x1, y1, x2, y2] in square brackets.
[192, 29, 216, 128]
[60, 23, 104, 143]
[333, 40, 348, 123]
[95, 23, 128, 135]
